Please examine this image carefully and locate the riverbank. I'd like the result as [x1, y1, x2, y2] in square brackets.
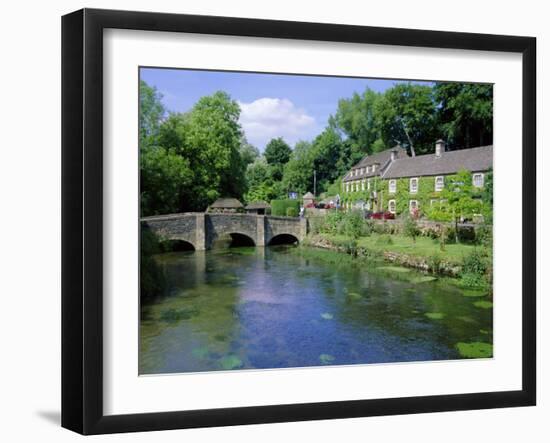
[303, 232, 485, 279]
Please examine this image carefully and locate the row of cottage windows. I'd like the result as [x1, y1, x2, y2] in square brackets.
[351, 165, 377, 177]
[344, 173, 484, 193]
[387, 198, 450, 214]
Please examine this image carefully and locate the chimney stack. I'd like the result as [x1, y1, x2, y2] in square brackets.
[435, 139, 445, 157]
[390, 147, 399, 161]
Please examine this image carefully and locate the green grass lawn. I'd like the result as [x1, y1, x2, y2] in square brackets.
[323, 233, 480, 264]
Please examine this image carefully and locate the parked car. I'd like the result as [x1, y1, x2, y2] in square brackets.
[369, 211, 395, 220]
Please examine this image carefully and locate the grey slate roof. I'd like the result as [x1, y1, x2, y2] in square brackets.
[342, 146, 407, 182]
[209, 197, 244, 209]
[381, 145, 493, 179]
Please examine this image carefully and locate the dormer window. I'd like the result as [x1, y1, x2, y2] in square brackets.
[366, 166, 370, 173]
[389, 179, 397, 194]
[435, 176, 444, 192]
[410, 177, 418, 193]
[472, 173, 484, 188]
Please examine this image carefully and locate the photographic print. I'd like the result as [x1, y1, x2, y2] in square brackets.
[139, 68, 494, 375]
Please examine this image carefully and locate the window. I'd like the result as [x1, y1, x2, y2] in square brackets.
[409, 200, 418, 212]
[345, 183, 349, 193]
[361, 180, 365, 191]
[361, 167, 365, 175]
[435, 176, 444, 192]
[473, 173, 484, 188]
[430, 199, 438, 207]
[389, 179, 397, 193]
[388, 199, 396, 213]
[372, 164, 377, 171]
[367, 179, 371, 190]
[410, 177, 418, 193]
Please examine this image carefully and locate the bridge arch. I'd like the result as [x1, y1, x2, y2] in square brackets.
[228, 232, 256, 247]
[160, 239, 196, 252]
[268, 233, 299, 246]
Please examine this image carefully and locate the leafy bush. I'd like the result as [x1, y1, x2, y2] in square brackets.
[403, 215, 420, 243]
[462, 249, 488, 276]
[460, 249, 489, 288]
[286, 206, 298, 217]
[321, 211, 344, 234]
[340, 211, 366, 239]
[271, 199, 300, 216]
[476, 224, 493, 247]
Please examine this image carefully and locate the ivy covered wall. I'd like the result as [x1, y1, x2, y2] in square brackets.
[341, 170, 492, 222]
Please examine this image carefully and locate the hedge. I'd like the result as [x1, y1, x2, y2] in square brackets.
[271, 199, 300, 216]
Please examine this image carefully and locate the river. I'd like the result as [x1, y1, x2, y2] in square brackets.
[140, 246, 493, 374]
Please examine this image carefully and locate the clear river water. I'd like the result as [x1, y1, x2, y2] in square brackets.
[140, 246, 492, 374]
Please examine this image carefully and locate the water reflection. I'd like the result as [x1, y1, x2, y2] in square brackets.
[140, 246, 492, 374]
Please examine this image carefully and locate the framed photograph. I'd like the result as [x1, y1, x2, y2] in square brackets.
[62, 8, 536, 435]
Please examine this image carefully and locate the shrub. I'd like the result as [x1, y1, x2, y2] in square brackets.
[476, 224, 493, 247]
[460, 249, 490, 288]
[403, 215, 420, 243]
[308, 216, 324, 235]
[321, 211, 344, 234]
[286, 206, 298, 217]
[462, 249, 488, 276]
[340, 211, 366, 239]
[271, 199, 300, 216]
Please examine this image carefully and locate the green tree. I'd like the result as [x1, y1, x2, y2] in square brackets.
[264, 137, 292, 180]
[239, 138, 260, 166]
[332, 88, 382, 159]
[375, 83, 438, 156]
[140, 146, 193, 216]
[139, 80, 165, 147]
[245, 158, 277, 202]
[281, 141, 315, 194]
[149, 91, 246, 213]
[310, 127, 346, 193]
[434, 83, 493, 149]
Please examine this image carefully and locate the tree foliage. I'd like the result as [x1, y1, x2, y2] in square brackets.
[139, 80, 165, 147]
[434, 83, 493, 149]
[139, 79, 493, 219]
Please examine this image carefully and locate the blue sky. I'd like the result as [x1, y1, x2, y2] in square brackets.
[140, 67, 432, 150]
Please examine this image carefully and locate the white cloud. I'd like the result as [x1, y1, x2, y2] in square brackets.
[238, 98, 316, 149]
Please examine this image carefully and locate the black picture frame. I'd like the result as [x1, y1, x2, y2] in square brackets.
[62, 8, 536, 435]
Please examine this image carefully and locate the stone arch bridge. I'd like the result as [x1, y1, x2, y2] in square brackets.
[141, 213, 308, 251]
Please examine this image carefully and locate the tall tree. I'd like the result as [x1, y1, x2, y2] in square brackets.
[332, 88, 382, 157]
[434, 83, 493, 149]
[239, 138, 260, 166]
[145, 91, 246, 213]
[139, 80, 165, 147]
[375, 83, 438, 156]
[264, 137, 292, 181]
[281, 141, 315, 194]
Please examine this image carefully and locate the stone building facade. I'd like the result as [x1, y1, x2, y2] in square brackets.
[342, 140, 493, 217]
